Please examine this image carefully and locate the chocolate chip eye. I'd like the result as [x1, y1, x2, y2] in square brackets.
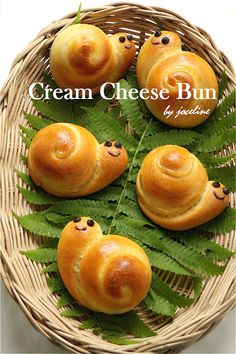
[223, 187, 230, 195]
[114, 142, 122, 149]
[127, 34, 133, 41]
[154, 30, 162, 37]
[119, 36, 126, 43]
[87, 219, 94, 227]
[104, 141, 112, 147]
[162, 37, 170, 44]
[73, 216, 81, 222]
[212, 181, 220, 188]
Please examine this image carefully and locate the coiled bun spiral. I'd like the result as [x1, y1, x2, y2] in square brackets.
[28, 123, 128, 197]
[136, 145, 230, 230]
[57, 217, 152, 314]
[50, 24, 136, 93]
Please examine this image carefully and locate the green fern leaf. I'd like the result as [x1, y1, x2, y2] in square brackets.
[57, 292, 76, 308]
[14, 212, 62, 238]
[200, 111, 235, 135]
[20, 125, 37, 139]
[193, 277, 203, 300]
[217, 88, 236, 117]
[198, 152, 236, 167]
[45, 199, 116, 218]
[42, 262, 58, 273]
[20, 133, 31, 148]
[74, 3, 82, 24]
[144, 289, 175, 317]
[218, 71, 228, 99]
[60, 308, 89, 317]
[152, 274, 193, 307]
[197, 207, 236, 234]
[79, 318, 97, 329]
[206, 166, 236, 190]
[21, 154, 28, 164]
[24, 112, 53, 130]
[15, 170, 35, 188]
[121, 311, 155, 337]
[119, 201, 153, 224]
[47, 277, 64, 293]
[142, 130, 201, 150]
[195, 129, 235, 153]
[116, 79, 147, 136]
[21, 248, 57, 263]
[88, 186, 123, 201]
[175, 231, 234, 261]
[144, 248, 190, 275]
[32, 99, 73, 123]
[17, 185, 60, 205]
[81, 106, 137, 150]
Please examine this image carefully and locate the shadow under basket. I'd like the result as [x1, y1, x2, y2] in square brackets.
[0, 2, 235, 354]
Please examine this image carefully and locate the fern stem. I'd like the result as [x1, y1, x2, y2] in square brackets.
[107, 119, 153, 234]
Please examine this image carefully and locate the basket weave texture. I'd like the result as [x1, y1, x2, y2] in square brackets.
[0, 3, 235, 354]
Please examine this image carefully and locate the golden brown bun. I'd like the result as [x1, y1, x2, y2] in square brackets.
[136, 145, 229, 230]
[57, 217, 152, 314]
[136, 31, 218, 128]
[28, 123, 128, 197]
[50, 24, 136, 93]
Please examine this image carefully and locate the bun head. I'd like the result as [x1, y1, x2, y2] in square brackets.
[136, 145, 229, 230]
[57, 218, 152, 314]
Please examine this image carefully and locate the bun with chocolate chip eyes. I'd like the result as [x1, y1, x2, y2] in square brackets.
[28, 123, 128, 197]
[50, 24, 136, 93]
[136, 145, 230, 230]
[57, 217, 152, 314]
[136, 30, 218, 128]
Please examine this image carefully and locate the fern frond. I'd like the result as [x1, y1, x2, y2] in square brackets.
[61, 308, 89, 317]
[116, 79, 148, 136]
[195, 129, 235, 153]
[20, 133, 31, 148]
[119, 201, 153, 224]
[152, 274, 193, 308]
[199, 111, 235, 135]
[21, 248, 57, 263]
[193, 277, 203, 300]
[24, 112, 53, 130]
[88, 186, 123, 201]
[15, 170, 35, 188]
[144, 289, 175, 317]
[81, 106, 137, 150]
[142, 130, 201, 150]
[17, 185, 60, 205]
[144, 248, 190, 275]
[218, 71, 228, 99]
[217, 88, 236, 117]
[20, 125, 37, 139]
[47, 277, 64, 293]
[42, 262, 58, 273]
[57, 292, 76, 308]
[206, 166, 236, 190]
[197, 207, 236, 234]
[198, 152, 236, 167]
[174, 232, 233, 261]
[14, 212, 62, 238]
[45, 199, 115, 219]
[32, 99, 73, 123]
[21, 155, 28, 164]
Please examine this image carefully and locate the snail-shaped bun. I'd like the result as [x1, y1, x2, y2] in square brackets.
[50, 24, 136, 93]
[28, 123, 128, 197]
[136, 31, 218, 128]
[57, 217, 152, 314]
[136, 145, 229, 230]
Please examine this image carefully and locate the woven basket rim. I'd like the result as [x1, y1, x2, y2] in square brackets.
[0, 3, 235, 354]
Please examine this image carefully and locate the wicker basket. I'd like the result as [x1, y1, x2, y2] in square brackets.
[0, 3, 235, 354]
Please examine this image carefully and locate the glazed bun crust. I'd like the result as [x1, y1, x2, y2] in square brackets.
[50, 24, 135, 92]
[28, 123, 128, 197]
[136, 145, 229, 230]
[57, 218, 152, 314]
[136, 31, 218, 128]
